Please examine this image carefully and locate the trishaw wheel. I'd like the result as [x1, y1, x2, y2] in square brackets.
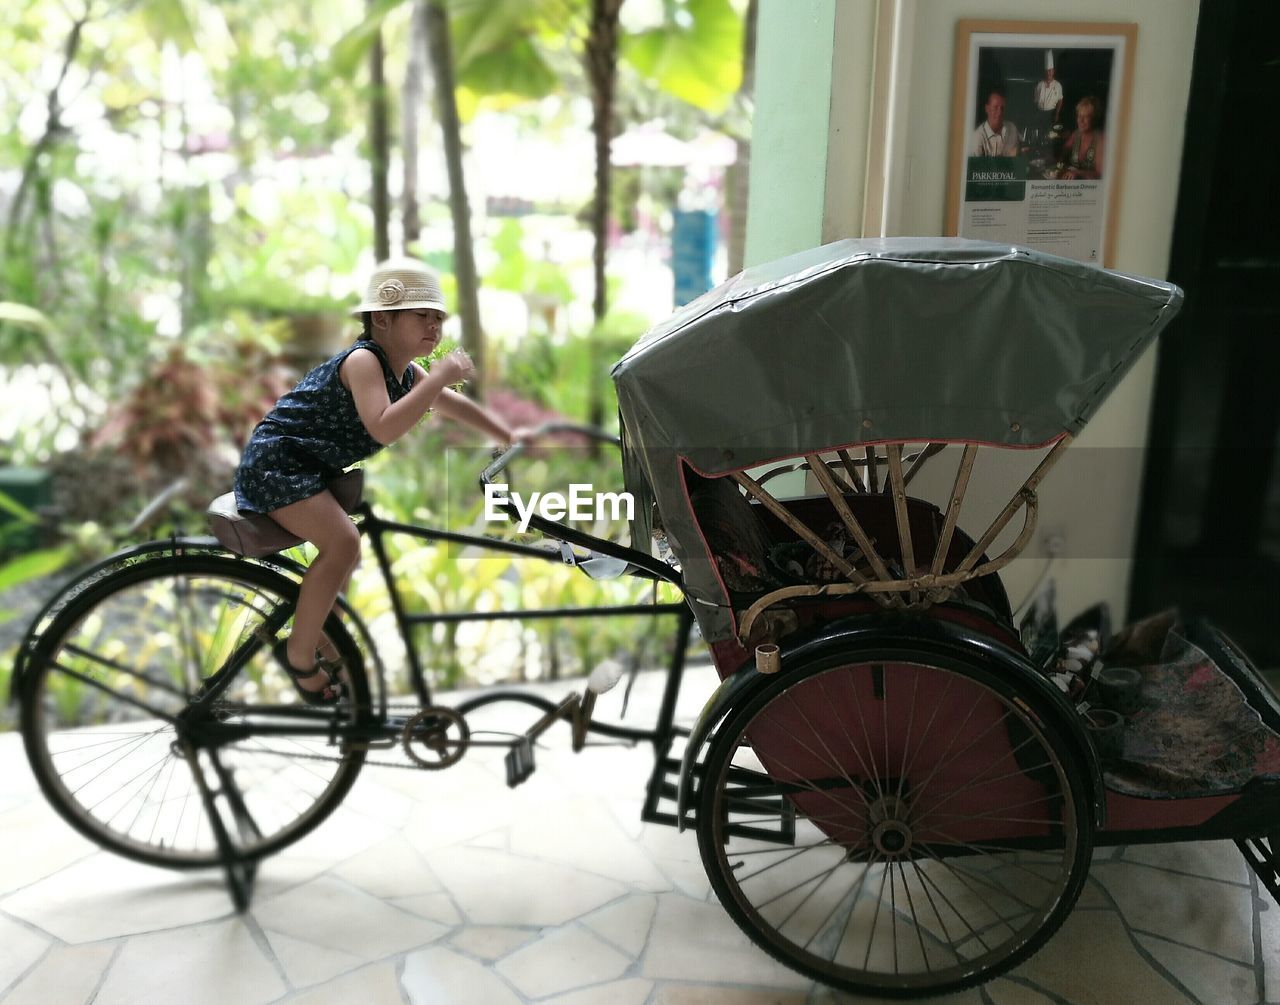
[697, 646, 1093, 997]
[19, 554, 369, 869]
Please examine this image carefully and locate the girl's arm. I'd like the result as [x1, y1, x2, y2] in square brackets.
[433, 387, 522, 444]
[342, 346, 472, 445]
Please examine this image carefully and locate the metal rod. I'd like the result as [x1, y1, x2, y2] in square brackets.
[837, 449, 866, 492]
[804, 453, 898, 604]
[731, 471, 871, 587]
[370, 518, 567, 562]
[372, 514, 676, 585]
[735, 450, 1055, 642]
[62, 643, 189, 701]
[885, 445, 917, 587]
[931, 445, 978, 576]
[50, 662, 180, 724]
[903, 442, 945, 486]
[404, 603, 687, 625]
[865, 446, 879, 493]
[956, 436, 1070, 574]
[810, 458, 855, 495]
[366, 523, 431, 708]
[650, 607, 695, 753]
[455, 690, 661, 743]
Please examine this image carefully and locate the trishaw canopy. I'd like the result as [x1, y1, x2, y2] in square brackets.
[611, 237, 1183, 636]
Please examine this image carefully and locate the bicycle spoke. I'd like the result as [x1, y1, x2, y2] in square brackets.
[911, 757, 1055, 819]
[62, 644, 189, 701]
[817, 674, 884, 806]
[26, 560, 364, 867]
[53, 726, 170, 769]
[49, 663, 179, 723]
[777, 691, 875, 819]
[701, 658, 1089, 994]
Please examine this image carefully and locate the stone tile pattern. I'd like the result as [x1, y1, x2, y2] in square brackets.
[0, 668, 1273, 1004]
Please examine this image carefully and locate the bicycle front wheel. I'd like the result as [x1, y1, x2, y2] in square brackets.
[19, 553, 370, 869]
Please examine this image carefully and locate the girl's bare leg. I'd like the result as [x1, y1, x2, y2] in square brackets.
[316, 564, 358, 663]
[269, 491, 361, 692]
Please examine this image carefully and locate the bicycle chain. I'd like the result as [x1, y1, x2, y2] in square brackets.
[223, 703, 485, 772]
[229, 740, 435, 772]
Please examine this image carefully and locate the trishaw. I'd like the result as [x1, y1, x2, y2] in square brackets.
[12, 238, 1280, 998]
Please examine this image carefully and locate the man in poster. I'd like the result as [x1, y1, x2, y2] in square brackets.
[969, 87, 1021, 157]
[950, 26, 1130, 267]
[1034, 53, 1064, 133]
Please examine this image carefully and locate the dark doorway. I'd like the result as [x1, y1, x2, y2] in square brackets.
[1130, 0, 1280, 663]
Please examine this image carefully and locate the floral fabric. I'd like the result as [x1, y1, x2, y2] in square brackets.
[234, 340, 414, 513]
[1101, 612, 1280, 797]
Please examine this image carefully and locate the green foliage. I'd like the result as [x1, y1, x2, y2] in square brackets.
[209, 190, 368, 315]
[456, 37, 559, 105]
[352, 405, 680, 691]
[485, 220, 573, 305]
[624, 0, 743, 111]
[0, 489, 40, 525]
[134, 0, 200, 51]
[0, 301, 67, 373]
[328, 0, 410, 79]
[0, 0, 744, 706]
[0, 545, 73, 594]
[504, 305, 647, 422]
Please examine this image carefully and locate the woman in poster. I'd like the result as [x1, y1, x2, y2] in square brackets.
[1060, 96, 1105, 180]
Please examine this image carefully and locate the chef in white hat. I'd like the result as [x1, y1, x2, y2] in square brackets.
[1034, 51, 1064, 126]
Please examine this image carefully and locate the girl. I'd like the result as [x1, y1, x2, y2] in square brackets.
[235, 258, 526, 703]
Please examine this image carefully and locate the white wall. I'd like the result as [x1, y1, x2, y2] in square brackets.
[743, 0, 839, 265]
[807, 0, 1200, 623]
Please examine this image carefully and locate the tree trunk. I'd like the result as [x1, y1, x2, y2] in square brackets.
[402, 0, 429, 248]
[727, 0, 758, 277]
[426, 0, 484, 398]
[585, 0, 623, 327]
[369, 4, 391, 262]
[4, 15, 86, 259]
[584, 0, 624, 430]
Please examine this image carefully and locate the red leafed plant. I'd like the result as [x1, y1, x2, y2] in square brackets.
[89, 341, 293, 478]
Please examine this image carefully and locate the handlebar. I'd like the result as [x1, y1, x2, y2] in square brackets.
[479, 421, 621, 488]
[474, 420, 681, 587]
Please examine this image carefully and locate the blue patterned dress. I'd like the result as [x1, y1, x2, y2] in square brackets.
[234, 340, 415, 513]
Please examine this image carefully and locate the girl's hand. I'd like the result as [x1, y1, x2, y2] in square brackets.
[437, 349, 475, 384]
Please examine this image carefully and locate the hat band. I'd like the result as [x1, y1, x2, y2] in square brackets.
[375, 277, 443, 306]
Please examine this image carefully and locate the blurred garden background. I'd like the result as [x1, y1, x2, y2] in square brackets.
[0, 0, 758, 719]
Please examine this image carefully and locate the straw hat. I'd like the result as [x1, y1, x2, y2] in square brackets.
[351, 258, 448, 316]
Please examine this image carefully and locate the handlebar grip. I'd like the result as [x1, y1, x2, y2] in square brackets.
[478, 421, 621, 487]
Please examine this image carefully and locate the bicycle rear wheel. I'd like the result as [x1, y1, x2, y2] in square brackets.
[19, 553, 370, 868]
[697, 645, 1092, 998]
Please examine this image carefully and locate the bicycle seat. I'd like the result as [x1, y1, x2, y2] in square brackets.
[207, 470, 364, 557]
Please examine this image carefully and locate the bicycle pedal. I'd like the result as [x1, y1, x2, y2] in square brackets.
[505, 737, 536, 788]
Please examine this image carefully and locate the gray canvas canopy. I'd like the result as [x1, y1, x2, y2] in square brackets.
[611, 237, 1182, 638]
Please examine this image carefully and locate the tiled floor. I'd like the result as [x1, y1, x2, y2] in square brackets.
[0, 663, 1275, 1005]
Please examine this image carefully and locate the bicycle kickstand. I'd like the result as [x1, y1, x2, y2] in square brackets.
[181, 743, 258, 912]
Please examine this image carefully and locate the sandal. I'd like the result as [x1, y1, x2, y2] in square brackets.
[272, 639, 344, 706]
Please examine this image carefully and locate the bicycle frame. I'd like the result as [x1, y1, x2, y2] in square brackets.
[354, 501, 687, 713]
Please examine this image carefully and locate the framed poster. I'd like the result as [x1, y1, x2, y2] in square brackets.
[945, 20, 1137, 266]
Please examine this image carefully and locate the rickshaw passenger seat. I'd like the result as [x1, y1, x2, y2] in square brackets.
[687, 474, 776, 593]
